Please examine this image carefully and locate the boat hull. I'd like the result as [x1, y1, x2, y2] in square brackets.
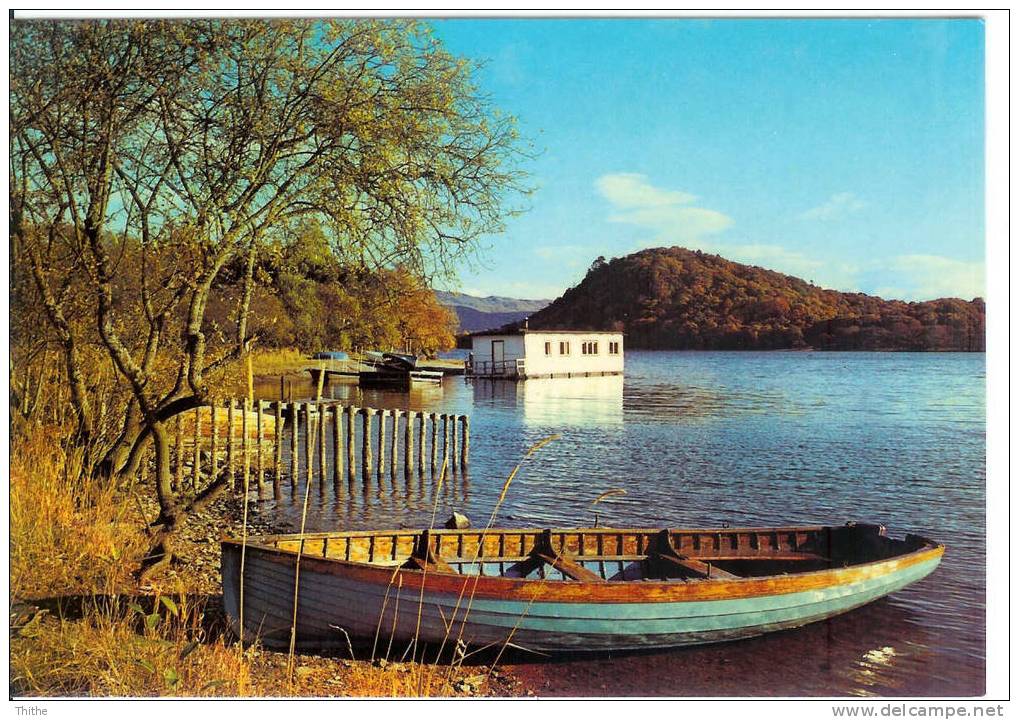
[221, 540, 942, 654]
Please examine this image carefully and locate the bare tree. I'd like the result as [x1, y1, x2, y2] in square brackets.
[10, 18, 530, 576]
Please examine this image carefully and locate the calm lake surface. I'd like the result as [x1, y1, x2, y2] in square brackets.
[251, 351, 985, 697]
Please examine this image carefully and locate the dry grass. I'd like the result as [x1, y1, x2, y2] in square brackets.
[9, 423, 506, 698]
[11, 595, 254, 697]
[212, 347, 311, 399]
[248, 348, 311, 377]
[10, 425, 148, 599]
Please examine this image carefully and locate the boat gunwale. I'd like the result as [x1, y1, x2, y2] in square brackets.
[221, 526, 945, 603]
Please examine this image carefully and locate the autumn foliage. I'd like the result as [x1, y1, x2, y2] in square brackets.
[529, 248, 984, 351]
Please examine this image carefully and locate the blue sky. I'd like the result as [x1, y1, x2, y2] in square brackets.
[430, 18, 985, 302]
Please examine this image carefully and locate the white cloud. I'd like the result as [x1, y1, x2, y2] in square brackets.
[596, 173, 698, 208]
[884, 254, 985, 301]
[596, 173, 732, 244]
[799, 192, 866, 221]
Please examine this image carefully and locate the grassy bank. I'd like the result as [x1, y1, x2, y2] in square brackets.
[9, 423, 515, 698]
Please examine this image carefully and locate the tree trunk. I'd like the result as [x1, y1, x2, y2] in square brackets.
[95, 400, 142, 480]
[136, 419, 179, 581]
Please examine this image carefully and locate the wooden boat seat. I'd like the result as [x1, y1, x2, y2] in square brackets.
[502, 529, 606, 582]
[647, 529, 740, 580]
[402, 529, 456, 573]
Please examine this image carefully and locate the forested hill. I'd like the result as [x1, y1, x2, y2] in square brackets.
[527, 247, 984, 351]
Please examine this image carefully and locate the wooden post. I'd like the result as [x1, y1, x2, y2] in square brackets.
[279, 375, 285, 401]
[289, 402, 299, 488]
[346, 405, 356, 483]
[316, 361, 326, 401]
[305, 402, 314, 487]
[256, 400, 264, 490]
[376, 409, 387, 480]
[390, 409, 400, 480]
[460, 415, 470, 469]
[246, 354, 254, 404]
[441, 414, 449, 471]
[332, 404, 343, 487]
[175, 412, 184, 492]
[430, 413, 438, 474]
[241, 398, 250, 493]
[450, 413, 457, 472]
[210, 404, 219, 482]
[274, 401, 283, 495]
[405, 411, 415, 478]
[318, 403, 327, 487]
[227, 400, 236, 491]
[192, 407, 201, 490]
[361, 408, 374, 483]
[417, 411, 425, 473]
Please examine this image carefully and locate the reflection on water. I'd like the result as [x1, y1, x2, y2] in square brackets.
[248, 351, 984, 697]
[473, 375, 623, 426]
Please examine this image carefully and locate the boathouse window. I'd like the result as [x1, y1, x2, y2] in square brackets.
[608, 341, 620, 355]
[581, 341, 599, 355]
[544, 341, 552, 355]
[559, 341, 570, 355]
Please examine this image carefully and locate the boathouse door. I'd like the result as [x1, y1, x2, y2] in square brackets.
[491, 340, 505, 368]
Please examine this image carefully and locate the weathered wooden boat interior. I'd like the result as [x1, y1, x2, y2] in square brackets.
[245, 524, 933, 582]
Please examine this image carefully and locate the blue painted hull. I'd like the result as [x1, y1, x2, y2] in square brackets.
[221, 544, 941, 653]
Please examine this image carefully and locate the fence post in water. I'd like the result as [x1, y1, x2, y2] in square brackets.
[227, 400, 236, 491]
[417, 411, 425, 473]
[241, 398, 251, 493]
[361, 408, 374, 483]
[390, 409, 400, 480]
[450, 414, 457, 472]
[290, 402, 299, 489]
[376, 409, 387, 481]
[318, 403, 327, 487]
[332, 404, 343, 487]
[316, 362, 326, 401]
[347, 405, 357, 482]
[405, 411, 415, 478]
[460, 415, 470, 469]
[274, 401, 283, 496]
[192, 406, 201, 490]
[441, 414, 449, 471]
[304, 402, 314, 487]
[430, 413, 438, 474]
[256, 400, 264, 493]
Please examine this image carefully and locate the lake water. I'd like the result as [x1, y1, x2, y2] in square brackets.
[251, 351, 985, 697]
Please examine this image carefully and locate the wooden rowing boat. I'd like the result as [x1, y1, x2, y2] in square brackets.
[220, 523, 943, 654]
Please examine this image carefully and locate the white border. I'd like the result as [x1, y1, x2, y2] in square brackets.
[4, 6, 1009, 716]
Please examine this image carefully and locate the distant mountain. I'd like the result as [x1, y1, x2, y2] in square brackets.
[435, 291, 549, 333]
[524, 247, 984, 351]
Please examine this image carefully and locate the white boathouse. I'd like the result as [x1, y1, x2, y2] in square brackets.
[469, 329, 624, 379]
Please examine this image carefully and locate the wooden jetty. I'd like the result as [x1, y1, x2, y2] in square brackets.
[221, 522, 943, 653]
[307, 354, 463, 389]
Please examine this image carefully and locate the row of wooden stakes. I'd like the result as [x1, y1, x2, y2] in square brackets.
[170, 400, 470, 493]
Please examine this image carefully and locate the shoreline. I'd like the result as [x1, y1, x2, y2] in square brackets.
[11, 482, 525, 698]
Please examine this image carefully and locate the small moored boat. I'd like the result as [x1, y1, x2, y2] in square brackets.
[359, 352, 443, 387]
[221, 523, 943, 654]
